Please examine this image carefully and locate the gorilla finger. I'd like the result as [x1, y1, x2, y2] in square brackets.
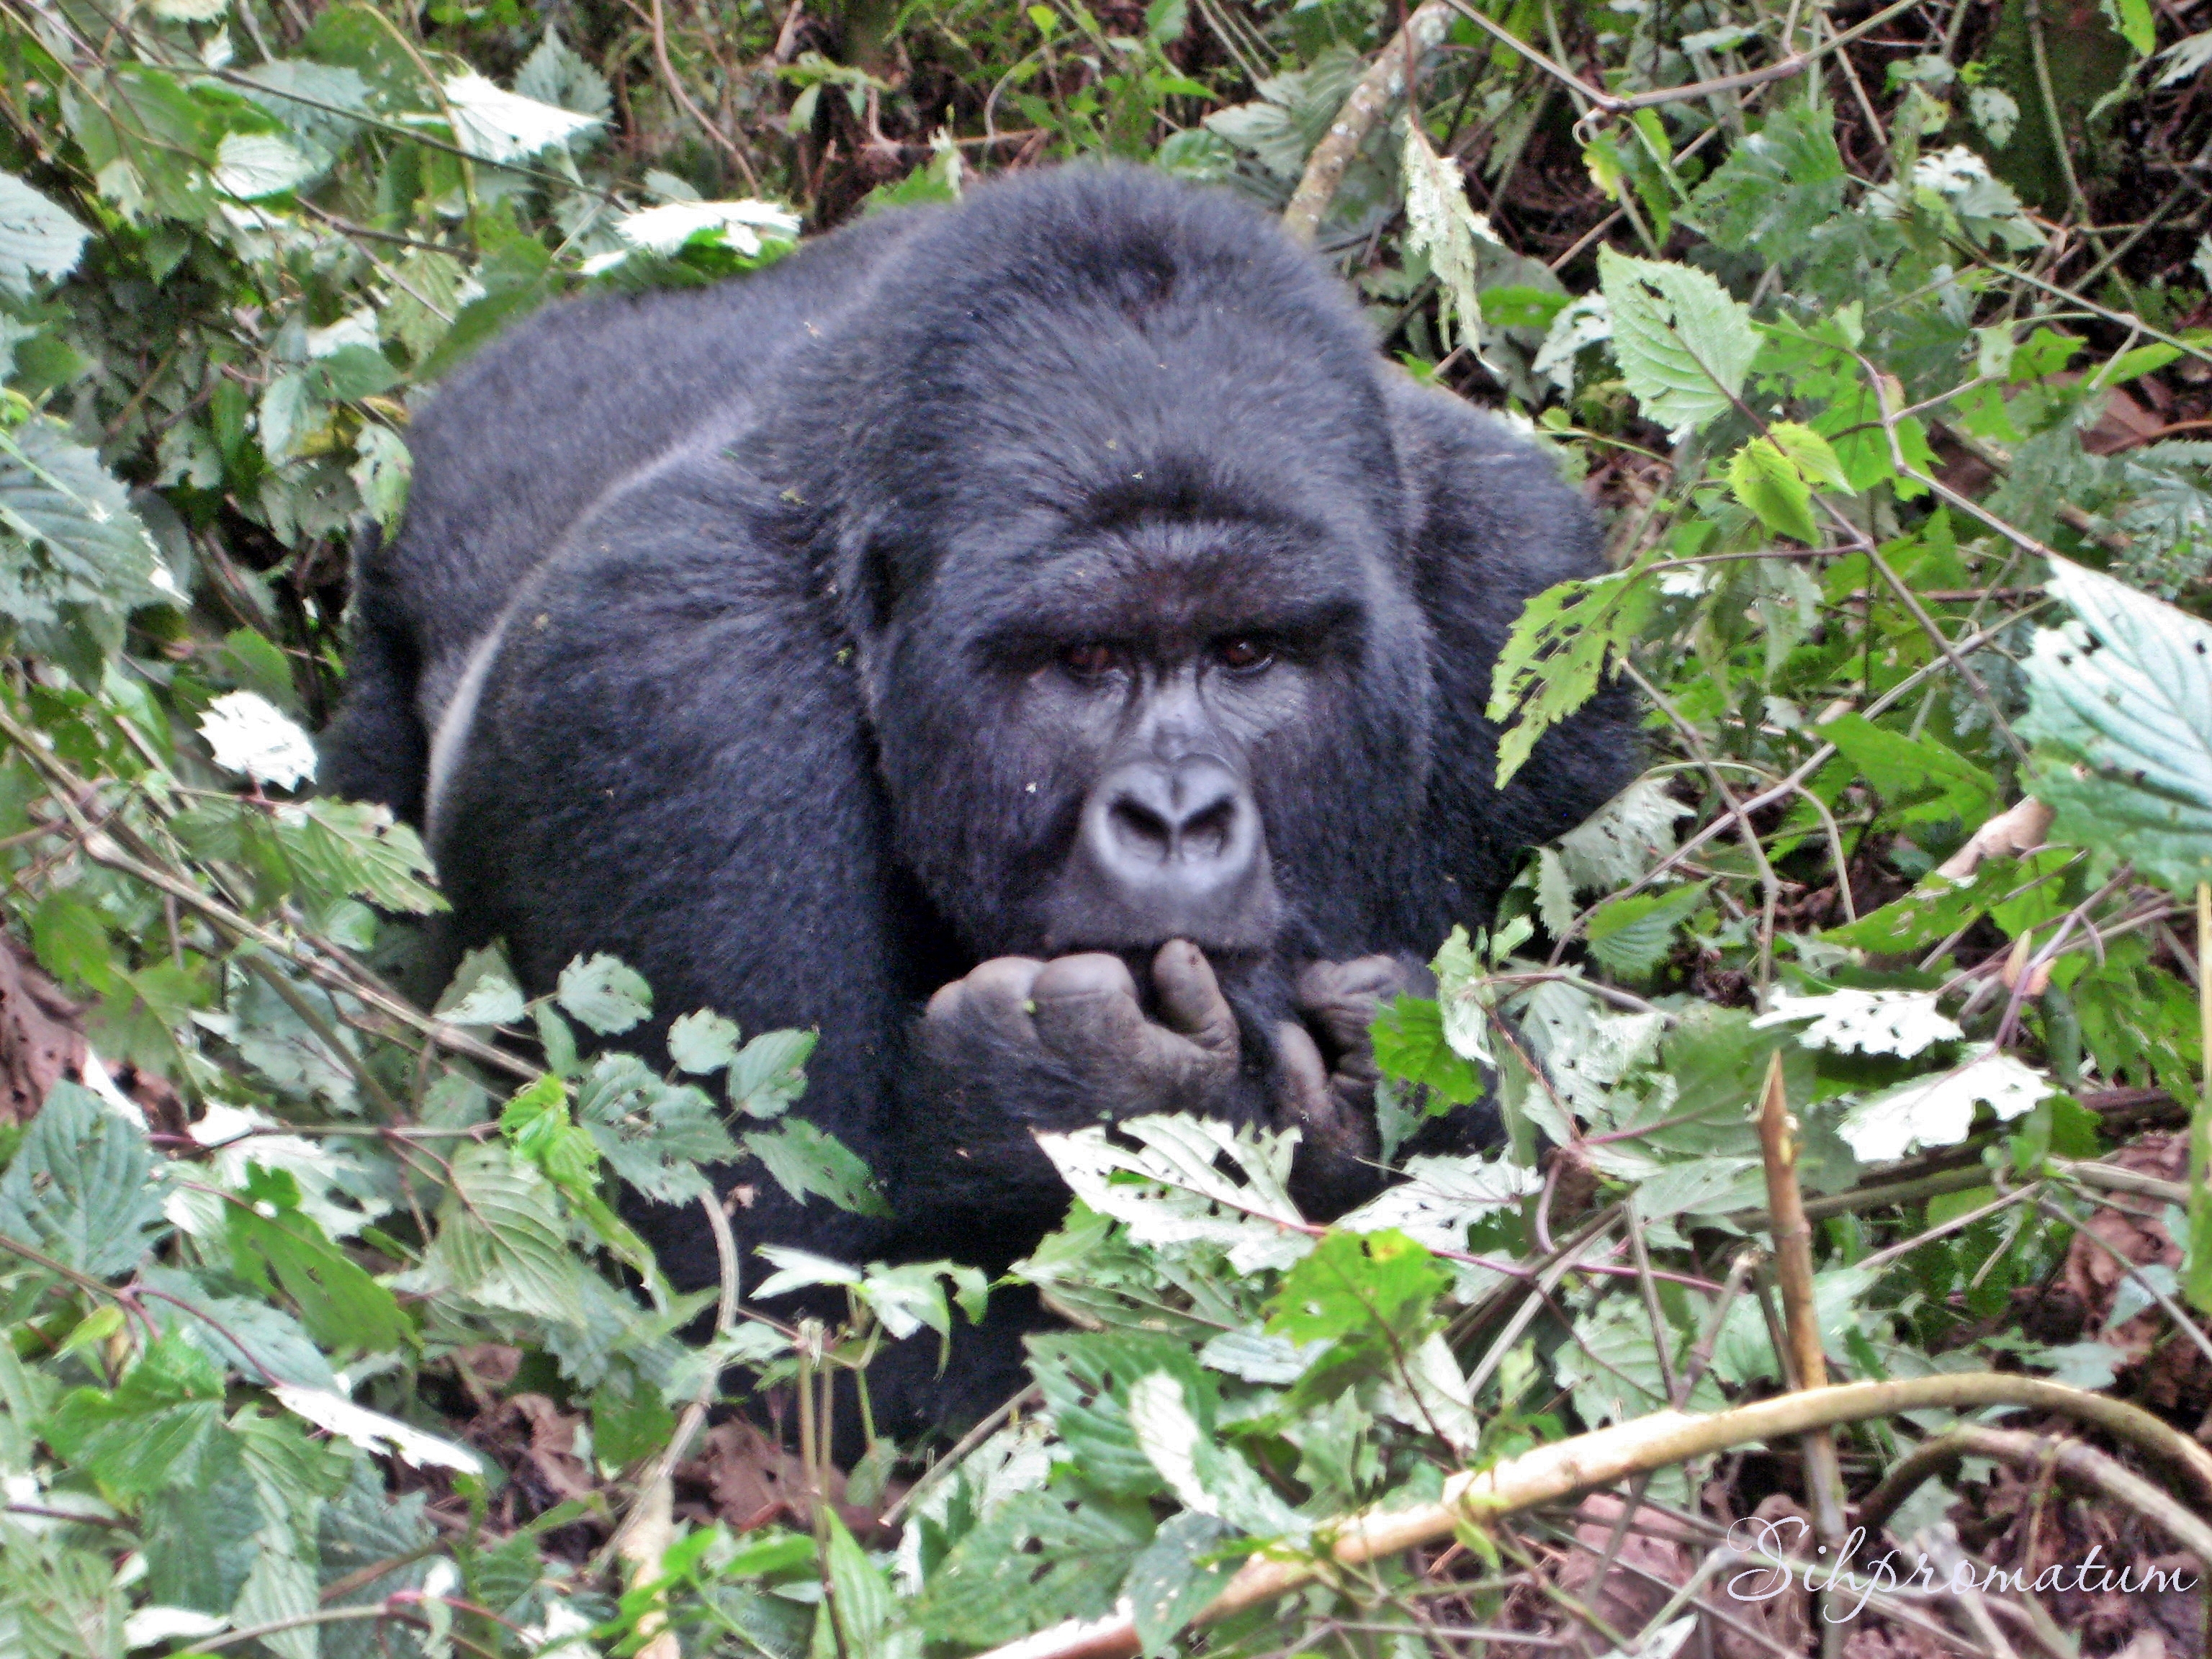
[1295, 953, 1431, 1053]
[1030, 953, 1151, 1061]
[928, 956, 1047, 1046]
[1151, 940, 1239, 1061]
[1272, 1020, 1376, 1163]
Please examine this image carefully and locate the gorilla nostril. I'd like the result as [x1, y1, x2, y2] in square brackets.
[1182, 797, 1237, 859]
[1109, 796, 1174, 861]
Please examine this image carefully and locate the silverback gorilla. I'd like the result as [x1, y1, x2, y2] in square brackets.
[322, 165, 1634, 1436]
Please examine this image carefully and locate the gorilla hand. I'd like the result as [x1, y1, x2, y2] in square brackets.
[1274, 955, 1435, 1215]
[904, 940, 1246, 1243]
[924, 940, 1240, 1121]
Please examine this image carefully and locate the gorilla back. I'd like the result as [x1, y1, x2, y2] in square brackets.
[323, 166, 1633, 1431]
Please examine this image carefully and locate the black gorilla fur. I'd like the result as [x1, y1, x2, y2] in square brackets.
[323, 166, 1634, 1435]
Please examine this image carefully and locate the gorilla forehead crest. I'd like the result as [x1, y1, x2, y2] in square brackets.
[793, 172, 1410, 617]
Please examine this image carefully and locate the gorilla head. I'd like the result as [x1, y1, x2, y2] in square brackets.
[764, 176, 1443, 975]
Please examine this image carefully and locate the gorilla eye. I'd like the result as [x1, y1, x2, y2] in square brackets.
[1061, 642, 1121, 678]
[1214, 637, 1272, 673]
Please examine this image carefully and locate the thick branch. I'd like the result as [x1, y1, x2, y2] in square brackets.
[968, 1373, 2212, 1659]
[1281, 0, 1450, 246]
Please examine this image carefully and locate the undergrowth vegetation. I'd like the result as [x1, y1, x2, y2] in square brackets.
[4, 0, 2212, 1653]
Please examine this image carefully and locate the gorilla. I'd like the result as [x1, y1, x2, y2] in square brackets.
[322, 165, 1632, 1434]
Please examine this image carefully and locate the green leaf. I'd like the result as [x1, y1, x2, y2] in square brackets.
[30, 886, 114, 993]
[1729, 435, 1814, 541]
[139, 1264, 339, 1389]
[1727, 422, 1849, 544]
[1819, 714, 1997, 827]
[1584, 879, 1711, 978]
[2019, 557, 2212, 894]
[1267, 1227, 1449, 1347]
[920, 1488, 1154, 1646]
[0, 1079, 166, 1280]
[667, 1008, 742, 1074]
[1128, 1370, 1306, 1537]
[1822, 849, 2074, 953]
[579, 1053, 737, 1204]
[226, 1165, 410, 1354]
[0, 416, 168, 628]
[2104, 0, 2154, 54]
[438, 71, 601, 163]
[1125, 1511, 1234, 1658]
[0, 172, 89, 298]
[727, 1027, 814, 1118]
[277, 799, 444, 914]
[1370, 994, 1484, 1107]
[47, 1335, 230, 1498]
[1028, 1332, 1218, 1498]
[742, 1117, 890, 1216]
[590, 1365, 675, 1467]
[1689, 103, 1845, 260]
[1596, 246, 1758, 440]
[404, 1143, 590, 1326]
[1035, 1115, 1310, 1274]
[1485, 561, 1655, 787]
[556, 951, 652, 1035]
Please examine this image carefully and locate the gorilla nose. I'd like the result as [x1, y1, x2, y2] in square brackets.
[1051, 757, 1280, 950]
[1098, 760, 1250, 870]
[1079, 757, 1267, 909]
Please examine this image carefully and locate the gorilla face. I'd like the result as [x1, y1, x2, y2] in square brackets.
[867, 503, 1435, 969]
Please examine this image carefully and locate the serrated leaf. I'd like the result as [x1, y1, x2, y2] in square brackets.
[727, 1027, 814, 1118]
[1402, 124, 1492, 356]
[579, 1053, 737, 1205]
[138, 1265, 337, 1389]
[1028, 1332, 1218, 1498]
[1836, 1045, 2051, 1161]
[1035, 1115, 1311, 1274]
[2019, 557, 2212, 894]
[403, 1143, 590, 1326]
[1370, 994, 1485, 1105]
[0, 417, 168, 627]
[513, 27, 612, 119]
[1128, 1370, 1306, 1537]
[742, 1117, 889, 1216]
[437, 71, 601, 163]
[1486, 560, 1655, 787]
[667, 1008, 742, 1074]
[0, 172, 89, 298]
[920, 1488, 1154, 1645]
[1586, 879, 1711, 977]
[0, 1080, 167, 1280]
[46, 1336, 230, 1497]
[1729, 436, 1816, 542]
[435, 945, 526, 1027]
[555, 952, 652, 1034]
[1267, 1227, 1449, 1349]
[212, 132, 315, 199]
[276, 799, 442, 914]
[1125, 1510, 1234, 1658]
[1334, 1152, 1537, 1251]
[1596, 246, 1758, 440]
[1557, 777, 1694, 891]
[226, 1168, 410, 1354]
